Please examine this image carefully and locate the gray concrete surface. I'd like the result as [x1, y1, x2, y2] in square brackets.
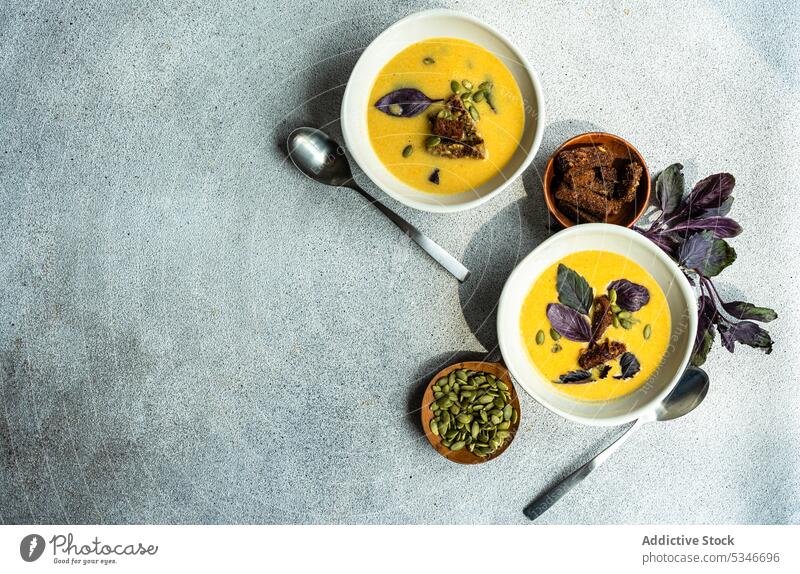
[1, 0, 799, 524]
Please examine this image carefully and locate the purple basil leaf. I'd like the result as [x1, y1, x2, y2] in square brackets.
[679, 231, 713, 270]
[722, 301, 777, 323]
[678, 231, 736, 276]
[685, 172, 735, 212]
[556, 264, 594, 315]
[691, 326, 715, 366]
[691, 294, 718, 366]
[546, 303, 592, 342]
[374, 88, 438, 117]
[718, 321, 774, 355]
[555, 370, 593, 384]
[597, 364, 611, 379]
[700, 196, 734, 218]
[718, 323, 735, 352]
[607, 279, 650, 311]
[614, 352, 641, 379]
[668, 216, 742, 239]
[655, 163, 684, 217]
[635, 228, 680, 259]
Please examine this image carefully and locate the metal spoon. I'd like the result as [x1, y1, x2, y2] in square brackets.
[523, 367, 710, 521]
[286, 127, 470, 282]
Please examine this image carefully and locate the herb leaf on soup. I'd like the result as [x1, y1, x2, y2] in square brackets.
[614, 352, 641, 380]
[374, 88, 442, 118]
[556, 263, 594, 314]
[555, 370, 593, 384]
[607, 279, 650, 312]
[546, 303, 592, 343]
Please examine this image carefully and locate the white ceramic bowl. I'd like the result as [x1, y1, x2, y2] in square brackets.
[341, 9, 545, 213]
[497, 224, 698, 426]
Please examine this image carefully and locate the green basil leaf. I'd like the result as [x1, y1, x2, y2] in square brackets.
[556, 263, 593, 315]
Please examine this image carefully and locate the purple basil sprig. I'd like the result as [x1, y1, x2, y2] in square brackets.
[635, 164, 776, 366]
[374, 88, 442, 118]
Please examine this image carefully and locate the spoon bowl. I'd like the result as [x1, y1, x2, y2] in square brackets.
[654, 367, 710, 422]
[287, 127, 353, 186]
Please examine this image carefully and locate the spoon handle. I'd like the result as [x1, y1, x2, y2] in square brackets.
[523, 418, 645, 521]
[347, 182, 470, 282]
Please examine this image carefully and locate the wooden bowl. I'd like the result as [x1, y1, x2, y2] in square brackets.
[543, 132, 651, 228]
[421, 361, 521, 464]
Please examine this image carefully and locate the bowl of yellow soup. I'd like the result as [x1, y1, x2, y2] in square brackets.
[341, 9, 545, 212]
[497, 224, 697, 426]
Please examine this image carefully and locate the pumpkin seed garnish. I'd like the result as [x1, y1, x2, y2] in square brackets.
[643, 324, 652, 340]
[551, 343, 562, 353]
[388, 103, 403, 116]
[422, 56, 435, 65]
[472, 90, 485, 103]
[462, 79, 473, 90]
[609, 288, 617, 304]
[428, 369, 517, 458]
[402, 145, 413, 158]
[426, 136, 441, 148]
[550, 327, 561, 341]
[450, 80, 462, 93]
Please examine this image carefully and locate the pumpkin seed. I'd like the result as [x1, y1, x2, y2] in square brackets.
[550, 328, 561, 341]
[426, 136, 441, 148]
[643, 324, 652, 340]
[471, 422, 480, 439]
[503, 404, 512, 421]
[450, 80, 462, 93]
[620, 319, 633, 330]
[551, 343, 562, 353]
[478, 80, 493, 91]
[450, 440, 465, 451]
[469, 105, 479, 121]
[473, 90, 485, 102]
[609, 288, 617, 304]
[456, 413, 472, 424]
[430, 419, 439, 436]
[423, 56, 435, 65]
[456, 369, 468, 381]
[448, 373, 456, 385]
[388, 103, 403, 115]
[485, 91, 497, 112]
[535, 330, 545, 345]
[496, 381, 509, 391]
[462, 79, 473, 90]
[612, 315, 620, 328]
[611, 304, 622, 313]
[402, 144, 413, 157]
[617, 311, 632, 319]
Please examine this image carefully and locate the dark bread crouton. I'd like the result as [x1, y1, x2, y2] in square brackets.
[428, 95, 486, 159]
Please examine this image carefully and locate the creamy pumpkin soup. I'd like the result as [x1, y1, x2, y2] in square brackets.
[519, 251, 671, 401]
[367, 38, 525, 194]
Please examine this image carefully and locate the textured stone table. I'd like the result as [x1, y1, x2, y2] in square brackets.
[1, 0, 798, 524]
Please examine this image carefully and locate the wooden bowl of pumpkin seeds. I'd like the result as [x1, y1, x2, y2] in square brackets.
[421, 361, 521, 464]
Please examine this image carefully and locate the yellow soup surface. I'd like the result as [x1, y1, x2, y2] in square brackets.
[520, 251, 671, 401]
[367, 38, 525, 195]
